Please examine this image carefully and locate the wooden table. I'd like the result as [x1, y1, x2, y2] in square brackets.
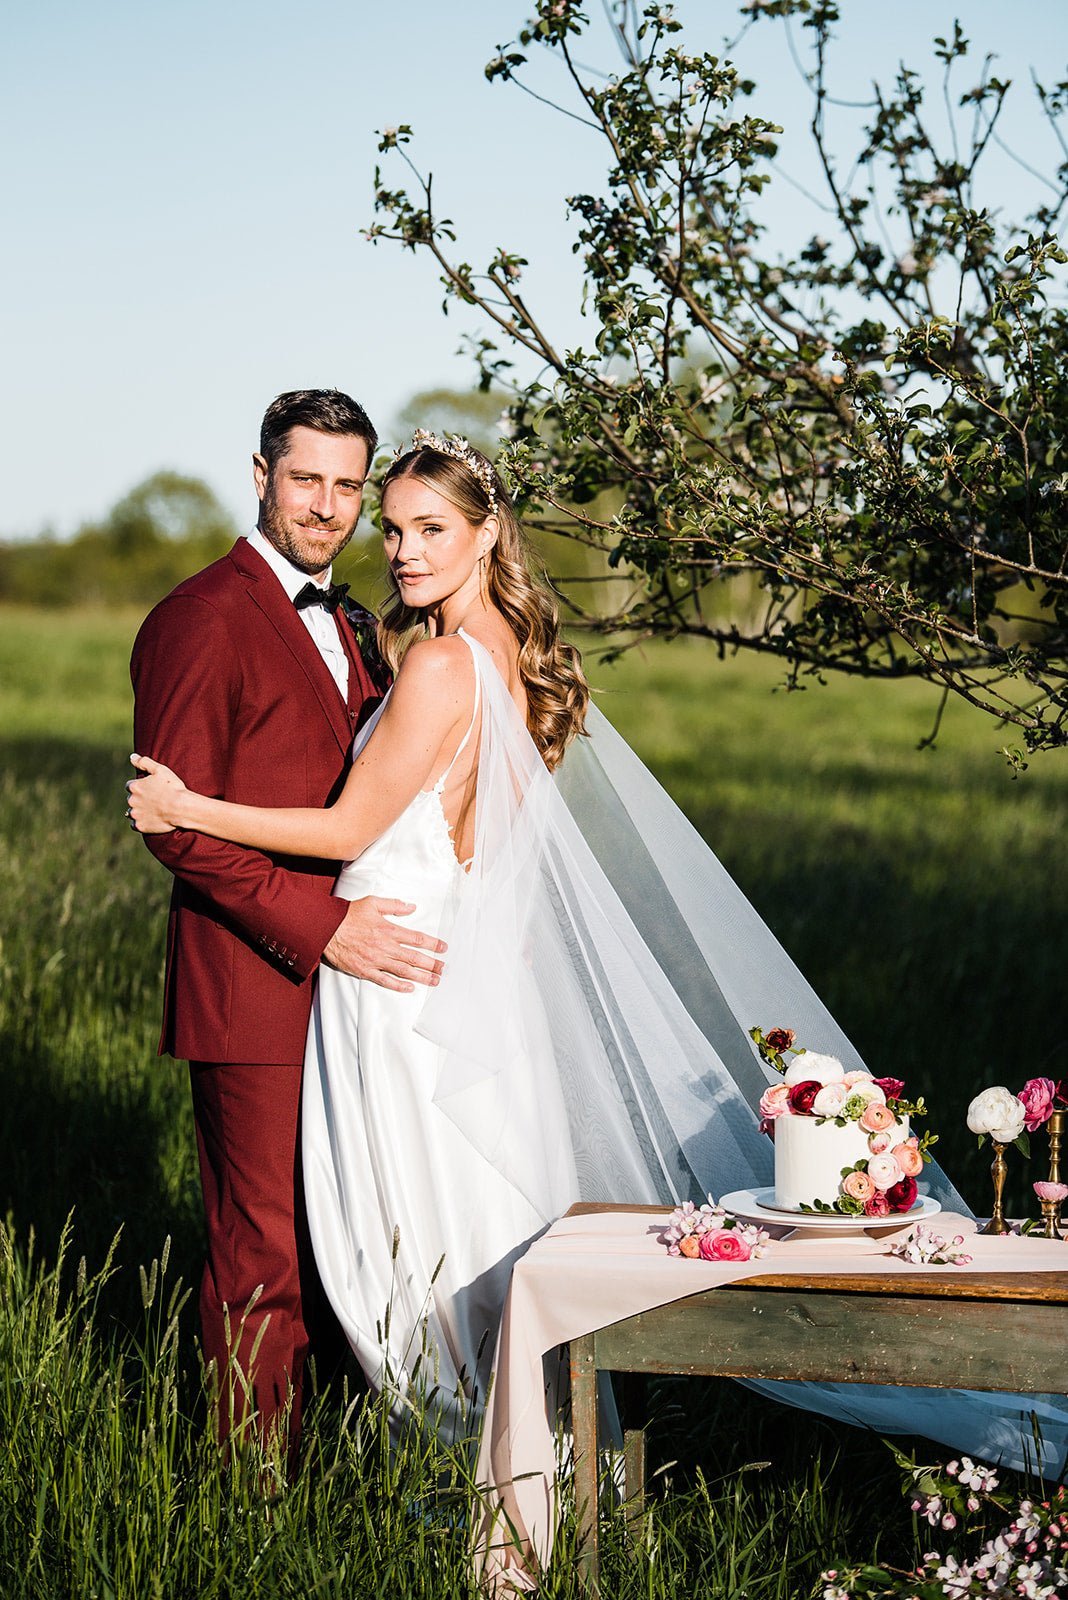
[567, 1205, 1068, 1593]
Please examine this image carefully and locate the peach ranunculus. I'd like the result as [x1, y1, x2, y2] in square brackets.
[867, 1130, 892, 1155]
[698, 1228, 751, 1263]
[812, 1082, 849, 1118]
[678, 1233, 701, 1258]
[842, 1169, 876, 1203]
[860, 1101, 896, 1134]
[867, 1151, 905, 1191]
[759, 1083, 792, 1120]
[891, 1138, 924, 1178]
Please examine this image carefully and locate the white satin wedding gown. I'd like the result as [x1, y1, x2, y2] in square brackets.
[302, 629, 1068, 1475]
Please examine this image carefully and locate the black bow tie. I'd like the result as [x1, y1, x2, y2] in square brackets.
[294, 580, 349, 614]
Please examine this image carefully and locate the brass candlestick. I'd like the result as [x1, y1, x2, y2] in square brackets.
[1047, 1109, 1065, 1186]
[979, 1140, 1011, 1235]
[1037, 1196, 1063, 1240]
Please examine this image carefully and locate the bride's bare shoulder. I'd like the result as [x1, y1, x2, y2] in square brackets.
[390, 634, 475, 718]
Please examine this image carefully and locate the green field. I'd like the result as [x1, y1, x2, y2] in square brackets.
[1, 603, 1065, 1597]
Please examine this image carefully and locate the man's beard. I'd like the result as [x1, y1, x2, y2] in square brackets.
[259, 482, 358, 575]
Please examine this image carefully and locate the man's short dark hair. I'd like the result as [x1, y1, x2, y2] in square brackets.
[259, 389, 378, 470]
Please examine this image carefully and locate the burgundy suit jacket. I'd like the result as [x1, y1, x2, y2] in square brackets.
[130, 539, 383, 1064]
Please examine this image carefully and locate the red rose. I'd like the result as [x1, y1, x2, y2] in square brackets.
[765, 1028, 796, 1054]
[864, 1191, 892, 1217]
[886, 1174, 918, 1213]
[873, 1076, 905, 1102]
[788, 1080, 822, 1115]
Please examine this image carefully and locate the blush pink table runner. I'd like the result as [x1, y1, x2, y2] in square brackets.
[474, 1209, 1067, 1590]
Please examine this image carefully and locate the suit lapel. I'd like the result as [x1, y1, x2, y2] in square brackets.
[228, 543, 352, 755]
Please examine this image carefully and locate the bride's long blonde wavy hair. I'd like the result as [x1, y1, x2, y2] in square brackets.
[378, 443, 588, 770]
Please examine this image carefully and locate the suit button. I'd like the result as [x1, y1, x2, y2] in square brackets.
[287, 957, 296, 967]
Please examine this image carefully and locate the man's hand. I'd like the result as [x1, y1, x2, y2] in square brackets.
[323, 897, 446, 992]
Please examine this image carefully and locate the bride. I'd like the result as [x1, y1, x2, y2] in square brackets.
[128, 433, 1067, 1475]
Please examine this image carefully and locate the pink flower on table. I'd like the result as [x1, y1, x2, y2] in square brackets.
[842, 1169, 876, 1203]
[873, 1076, 906, 1101]
[678, 1233, 701, 1258]
[868, 1131, 892, 1155]
[759, 1083, 791, 1120]
[788, 1080, 822, 1115]
[1033, 1181, 1068, 1203]
[1019, 1077, 1057, 1132]
[886, 1174, 919, 1213]
[867, 1152, 905, 1191]
[892, 1138, 924, 1178]
[864, 1191, 892, 1217]
[698, 1228, 751, 1263]
[860, 1102, 896, 1133]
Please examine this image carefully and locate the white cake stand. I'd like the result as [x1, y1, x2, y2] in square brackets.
[720, 1187, 941, 1240]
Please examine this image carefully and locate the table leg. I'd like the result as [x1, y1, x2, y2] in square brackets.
[624, 1427, 646, 1535]
[570, 1333, 599, 1595]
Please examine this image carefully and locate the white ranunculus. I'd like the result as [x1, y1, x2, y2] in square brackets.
[966, 1086, 1027, 1145]
[845, 1080, 887, 1106]
[812, 1082, 849, 1118]
[783, 1051, 845, 1087]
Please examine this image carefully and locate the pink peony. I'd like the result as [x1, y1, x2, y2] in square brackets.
[1033, 1181, 1068, 1203]
[699, 1228, 751, 1262]
[892, 1138, 924, 1178]
[873, 1076, 906, 1101]
[864, 1191, 892, 1217]
[842, 1169, 876, 1203]
[867, 1152, 905, 1191]
[860, 1102, 896, 1133]
[886, 1174, 919, 1213]
[867, 1130, 892, 1155]
[678, 1233, 701, 1258]
[759, 1083, 791, 1120]
[788, 1080, 822, 1115]
[1019, 1077, 1057, 1133]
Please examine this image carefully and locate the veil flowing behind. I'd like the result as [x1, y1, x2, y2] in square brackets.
[417, 633, 1066, 1476]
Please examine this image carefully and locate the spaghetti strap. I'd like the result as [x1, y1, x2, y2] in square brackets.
[432, 631, 482, 792]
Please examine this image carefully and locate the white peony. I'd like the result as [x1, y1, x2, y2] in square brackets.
[844, 1079, 886, 1106]
[966, 1086, 1027, 1145]
[812, 1082, 849, 1117]
[783, 1051, 845, 1087]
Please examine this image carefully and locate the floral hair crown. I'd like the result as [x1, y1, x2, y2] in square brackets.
[408, 428, 498, 513]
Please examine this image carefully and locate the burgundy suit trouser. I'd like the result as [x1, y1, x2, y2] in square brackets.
[189, 1058, 339, 1455]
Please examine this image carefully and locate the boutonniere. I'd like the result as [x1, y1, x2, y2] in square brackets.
[339, 596, 392, 697]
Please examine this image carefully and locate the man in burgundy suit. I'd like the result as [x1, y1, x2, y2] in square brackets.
[130, 389, 444, 1455]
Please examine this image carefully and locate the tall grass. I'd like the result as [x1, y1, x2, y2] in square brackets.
[1, 605, 1065, 1595]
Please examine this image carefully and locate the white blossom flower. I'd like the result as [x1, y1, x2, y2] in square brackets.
[783, 1051, 844, 1087]
[967, 1086, 1027, 1144]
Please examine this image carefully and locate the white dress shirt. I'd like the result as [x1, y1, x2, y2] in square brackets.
[244, 528, 350, 702]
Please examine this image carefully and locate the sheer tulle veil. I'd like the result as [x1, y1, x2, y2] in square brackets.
[414, 631, 1066, 1477]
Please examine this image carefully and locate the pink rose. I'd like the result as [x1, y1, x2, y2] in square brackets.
[841, 1169, 876, 1203]
[860, 1102, 896, 1133]
[867, 1152, 904, 1191]
[1034, 1181, 1068, 1203]
[1019, 1077, 1057, 1133]
[698, 1228, 751, 1263]
[788, 1080, 822, 1115]
[891, 1139, 924, 1178]
[759, 1083, 791, 1120]
[873, 1076, 905, 1101]
[886, 1174, 918, 1213]
[867, 1131, 892, 1155]
[678, 1233, 701, 1258]
[864, 1191, 892, 1217]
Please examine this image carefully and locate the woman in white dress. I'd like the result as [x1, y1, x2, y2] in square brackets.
[128, 434, 1068, 1478]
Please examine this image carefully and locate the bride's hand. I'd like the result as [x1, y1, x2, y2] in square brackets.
[126, 754, 187, 834]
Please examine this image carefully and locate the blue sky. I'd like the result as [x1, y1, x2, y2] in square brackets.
[2, 0, 1064, 537]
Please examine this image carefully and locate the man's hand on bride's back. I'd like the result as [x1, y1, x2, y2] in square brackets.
[324, 898, 446, 992]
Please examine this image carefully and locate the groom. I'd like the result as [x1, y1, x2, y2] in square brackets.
[131, 388, 445, 1455]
